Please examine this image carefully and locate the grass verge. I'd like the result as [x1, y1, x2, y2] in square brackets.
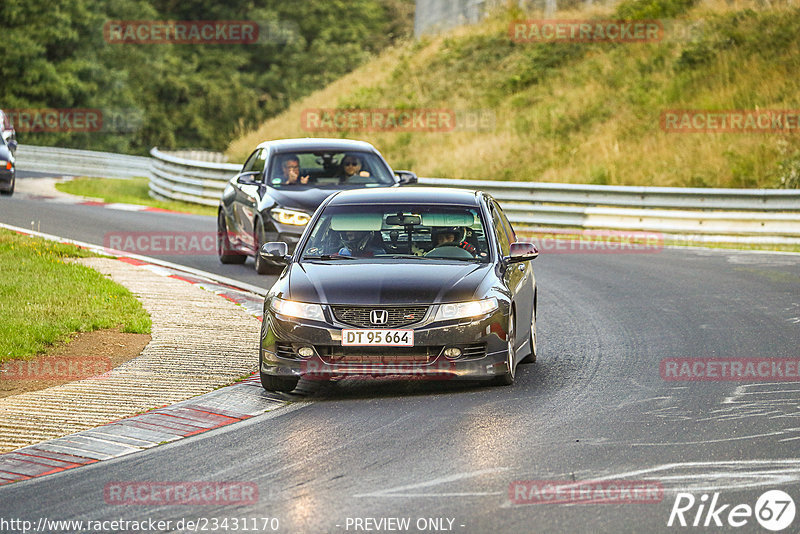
[55, 177, 217, 217]
[0, 229, 152, 362]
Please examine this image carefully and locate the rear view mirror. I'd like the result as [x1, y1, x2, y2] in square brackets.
[385, 214, 421, 226]
[260, 242, 290, 263]
[506, 242, 539, 263]
[237, 171, 262, 185]
[395, 170, 418, 185]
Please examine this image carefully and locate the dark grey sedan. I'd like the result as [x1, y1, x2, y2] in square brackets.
[217, 138, 416, 274]
[257, 187, 539, 392]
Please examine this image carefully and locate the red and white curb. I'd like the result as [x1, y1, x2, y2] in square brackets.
[0, 224, 288, 487]
[15, 190, 195, 216]
[0, 378, 287, 485]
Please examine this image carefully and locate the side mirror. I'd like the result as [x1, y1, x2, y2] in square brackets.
[260, 242, 290, 264]
[395, 170, 418, 185]
[7, 139, 17, 154]
[505, 242, 539, 264]
[237, 171, 262, 185]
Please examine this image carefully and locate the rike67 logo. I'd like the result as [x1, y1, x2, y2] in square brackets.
[668, 490, 795, 531]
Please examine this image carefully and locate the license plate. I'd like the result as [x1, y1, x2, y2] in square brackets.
[341, 329, 414, 346]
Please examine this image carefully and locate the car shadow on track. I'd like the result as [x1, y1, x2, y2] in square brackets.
[278, 360, 555, 401]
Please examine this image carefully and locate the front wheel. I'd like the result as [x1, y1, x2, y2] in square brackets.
[260, 370, 299, 393]
[520, 310, 537, 364]
[491, 310, 516, 386]
[217, 212, 246, 264]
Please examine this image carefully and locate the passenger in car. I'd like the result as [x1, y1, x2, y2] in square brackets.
[338, 154, 370, 183]
[334, 230, 386, 257]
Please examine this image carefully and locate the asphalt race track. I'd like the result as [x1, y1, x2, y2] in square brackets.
[1, 177, 799, 533]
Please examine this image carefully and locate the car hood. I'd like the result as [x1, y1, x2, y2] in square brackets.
[265, 187, 335, 213]
[287, 261, 491, 305]
[265, 185, 394, 213]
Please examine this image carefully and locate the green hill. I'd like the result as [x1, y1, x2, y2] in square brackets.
[228, 0, 800, 188]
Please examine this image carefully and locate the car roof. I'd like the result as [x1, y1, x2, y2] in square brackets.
[327, 187, 483, 207]
[255, 138, 378, 153]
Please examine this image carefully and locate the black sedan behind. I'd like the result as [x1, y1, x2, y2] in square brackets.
[217, 138, 416, 274]
[258, 187, 539, 392]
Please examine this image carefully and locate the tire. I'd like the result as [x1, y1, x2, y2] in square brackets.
[253, 222, 282, 275]
[519, 309, 537, 364]
[260, 370, 299, 393]
[491, 309, 516, 386]
[0, 175, 14, 196]
[217, 211, 246, 264]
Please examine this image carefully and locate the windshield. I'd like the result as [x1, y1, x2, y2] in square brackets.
[301, 204, 491, 262]
[267, 150, 395, 188]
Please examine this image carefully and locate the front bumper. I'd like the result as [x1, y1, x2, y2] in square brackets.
[260, 306, 511, 381]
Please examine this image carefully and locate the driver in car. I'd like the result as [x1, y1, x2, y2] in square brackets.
[335, 230, 386, 257]
[339, 153, 371, 183]
[278, 155, 311, 185]
[431, 227, 477, 255]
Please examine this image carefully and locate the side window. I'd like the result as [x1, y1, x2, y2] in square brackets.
[490, 203, 511, 256]
[242, 149, 267, 178]
[242, 149, 260, 173]
[496, 203, 517, 244]
[251, 150, 267, 177]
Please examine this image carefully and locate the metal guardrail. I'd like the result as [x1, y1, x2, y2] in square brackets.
[149, 148, 240, 207]
[14, 144, 151, 179]
[12, 145, 800, 242]
[149, 148, 800, 240]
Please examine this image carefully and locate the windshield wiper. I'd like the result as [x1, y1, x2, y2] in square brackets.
[302, 254, 358, 260]
[374, 254, 429, 260]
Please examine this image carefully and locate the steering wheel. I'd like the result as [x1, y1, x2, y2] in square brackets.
[424, 243, 475, 259]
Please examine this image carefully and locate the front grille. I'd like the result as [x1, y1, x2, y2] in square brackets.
[275, 342, 295, 359]
[317, 345, 441, 364]
[460, 343, 487, 359]
[331, 306, 428, 328]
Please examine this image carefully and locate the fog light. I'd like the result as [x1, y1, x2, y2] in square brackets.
[444, 347, 462, 359]
[297, 346, 315, 358]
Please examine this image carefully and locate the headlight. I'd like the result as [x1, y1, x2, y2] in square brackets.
[270, 297, 324, 320]
[2, 161, 10, 170]
[434, 297, 498, 321]
[271, 208, 310, 226]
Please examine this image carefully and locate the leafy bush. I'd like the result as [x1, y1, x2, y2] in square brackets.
[0, 0, 414, 154]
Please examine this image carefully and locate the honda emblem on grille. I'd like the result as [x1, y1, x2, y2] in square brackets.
[370, 309, 388, 325]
